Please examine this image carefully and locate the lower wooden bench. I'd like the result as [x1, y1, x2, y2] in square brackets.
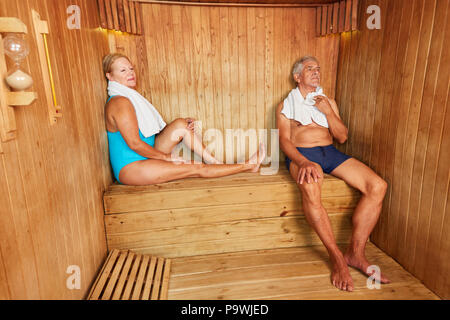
[87, 249, 171, 300]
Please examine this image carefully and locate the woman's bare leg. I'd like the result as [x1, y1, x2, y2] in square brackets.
[119, 157, 262, 186]
[155, 118, 222, 164]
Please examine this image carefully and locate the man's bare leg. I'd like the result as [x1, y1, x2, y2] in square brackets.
[330, 158, 390, 284]
[289, 161, 354, 292]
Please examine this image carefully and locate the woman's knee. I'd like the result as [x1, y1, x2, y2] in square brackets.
[172, 118, 188, 129]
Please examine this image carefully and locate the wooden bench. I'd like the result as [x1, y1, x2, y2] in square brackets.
[103, 168, 361, 258]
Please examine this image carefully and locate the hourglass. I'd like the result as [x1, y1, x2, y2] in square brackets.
[3, 34, 33, 91]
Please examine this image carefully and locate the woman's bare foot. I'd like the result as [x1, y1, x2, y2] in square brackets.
[330, 254, 354, 292]
[248, 143, 266, 173]
[344, 251, 390, 284]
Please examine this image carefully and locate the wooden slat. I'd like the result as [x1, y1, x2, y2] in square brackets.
[135, 2, 143, 34]
[111, 0, 120, 30]
[130, 254, 149, 299]
[117, 0, 126, 31]
[123, 0, 132, 32]
[338, 0, 345, 32]
[141, 256, 157, 299]
[104, 0, 114, 29]
[316, 6, 322, 37]
[150, 258, 165, 300]
[332, 1, 339, 34]
[321, 5, 327, 36]
[351, 0, 358, 30]
[121, 254, 142, 299]
[111, 251, 135, 299]
[101, 250, 127, 299]
[326, 3, 333, 34]
[129, 0, 137, 34]
[97, 0, 108, 28]
[160, 259, 172, 300]
[88, 249, 120, 300]
[344, 0, 351, 31]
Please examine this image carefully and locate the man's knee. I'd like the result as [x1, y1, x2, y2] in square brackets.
[366, 177, 388, 200]
[300, 182, 323, 209]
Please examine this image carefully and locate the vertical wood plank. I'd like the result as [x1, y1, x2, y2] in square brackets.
[332, 2, 339, 34]
[338, 0, 345, 33]
[111, 0, 119, 30]
[129, 0, 137, 34]
[351, 0, 359, 30]
[123, 0, 131, 33]
[135, 2, 143, 34]
[117, 0, 125, 31]
[344, 0, 352, 32]
[97, 0, 108, 29]
[321, 5, 327, 36]
[104, 0, 114, 30]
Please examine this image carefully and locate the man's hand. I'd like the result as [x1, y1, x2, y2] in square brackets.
[296, 160, 322, 184]
[313, 96, 333, 116]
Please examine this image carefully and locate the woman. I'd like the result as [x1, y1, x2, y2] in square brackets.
[103, 53, 265, 185]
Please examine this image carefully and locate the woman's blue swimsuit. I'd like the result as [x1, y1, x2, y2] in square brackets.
[106, 96, 156, 184]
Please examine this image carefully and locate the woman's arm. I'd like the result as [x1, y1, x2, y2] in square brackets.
[110, 96, 170, 161]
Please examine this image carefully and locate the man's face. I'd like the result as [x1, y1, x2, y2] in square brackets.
[296, 60, 321, 88]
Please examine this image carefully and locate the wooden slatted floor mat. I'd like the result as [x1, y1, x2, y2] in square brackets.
[88, 249, 171, 300]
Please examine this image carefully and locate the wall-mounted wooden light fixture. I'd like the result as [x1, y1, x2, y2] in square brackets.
[316, 0, 359, 37]
[0, 17, 38, 151]
[97, 0, 143, 35]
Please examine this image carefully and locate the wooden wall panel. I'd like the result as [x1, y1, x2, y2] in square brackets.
[110, 3, 339, 160]
[109, 3, 339, 161]
[336, 0, 449, 299]
[0, 0, 111, 299]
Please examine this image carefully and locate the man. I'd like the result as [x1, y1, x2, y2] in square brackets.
[276, 56, 390, 292]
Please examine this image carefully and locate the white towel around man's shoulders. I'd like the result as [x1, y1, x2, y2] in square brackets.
[107, 81, 166, 137]
[281, 86, 329, 128]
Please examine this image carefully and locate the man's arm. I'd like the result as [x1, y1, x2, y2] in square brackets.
[276, 102, 321, 184]
[314, 96, 348, 144]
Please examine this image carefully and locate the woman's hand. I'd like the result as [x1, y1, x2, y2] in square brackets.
[185, 118, 196, 131]
[296, 160, 321, 184]
[313, 96, 333, 116]
[164, 153, 190, 164]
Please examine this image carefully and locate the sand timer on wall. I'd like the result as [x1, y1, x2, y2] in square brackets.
[0, 17, 37, 147]
[4, 34, 33, 91]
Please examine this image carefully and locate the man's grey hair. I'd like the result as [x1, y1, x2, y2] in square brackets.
[292, 56, 319, 77]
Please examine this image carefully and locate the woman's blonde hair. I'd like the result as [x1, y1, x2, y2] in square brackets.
[102, 53, 130, 77]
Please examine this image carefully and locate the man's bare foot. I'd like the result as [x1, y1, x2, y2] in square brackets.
[330, 254, 354, 292]
[344, 251, 390, 284]
[248, 143, 266, 173]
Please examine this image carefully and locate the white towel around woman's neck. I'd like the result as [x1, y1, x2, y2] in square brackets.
[107, 81, 166, 137]
[281, 86, 329, 128]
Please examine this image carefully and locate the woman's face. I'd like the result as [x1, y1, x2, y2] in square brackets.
[106, 57, 136, 88]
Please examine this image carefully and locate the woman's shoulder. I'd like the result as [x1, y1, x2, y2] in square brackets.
[106, 96, 133, 113]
